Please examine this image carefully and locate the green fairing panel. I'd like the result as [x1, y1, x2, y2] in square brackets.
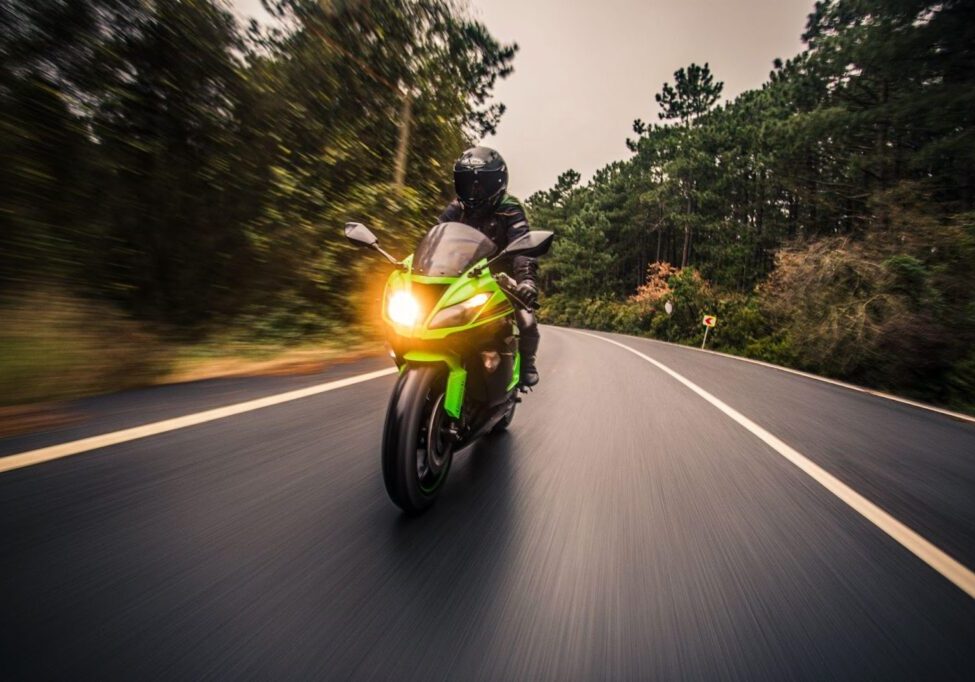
[402, 350, 465, 419]
[444, 367, 466, 418]
[508, 350, 521, 391]
[402, 350, 461, 370]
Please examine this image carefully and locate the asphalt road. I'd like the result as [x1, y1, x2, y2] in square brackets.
[2, 327, 974, 680]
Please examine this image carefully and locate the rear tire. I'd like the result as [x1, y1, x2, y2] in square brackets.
[382, 366, 454, 514]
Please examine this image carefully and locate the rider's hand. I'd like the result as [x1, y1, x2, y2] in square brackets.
[514, 280, 538, 308]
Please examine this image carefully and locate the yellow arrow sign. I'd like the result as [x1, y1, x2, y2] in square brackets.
[702, 315, 717, 328]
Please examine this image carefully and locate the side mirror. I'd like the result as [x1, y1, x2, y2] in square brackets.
[343, 222, 401, 265]
[344, 222, 378, 248]
[469, 230, 556, 277]
[504, 230, 554, 257]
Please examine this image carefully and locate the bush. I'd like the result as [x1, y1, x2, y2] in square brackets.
[944, 349, 975, 413]
[756, 209, 975, 400]
[708, 295, 774, 354]
[0, 291, 171, 405]
[539, 294, 653, 334]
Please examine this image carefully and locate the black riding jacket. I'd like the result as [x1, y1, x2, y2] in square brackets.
[439, 194, 538, 286]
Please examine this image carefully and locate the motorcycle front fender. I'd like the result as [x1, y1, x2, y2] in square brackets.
[401, 351, 466, 419]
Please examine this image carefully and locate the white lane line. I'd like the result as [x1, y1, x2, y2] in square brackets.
[696, 347, 975, 424]
[0, 367, 398, 475]
[560, 326, 975, 425]
[573, 330, 975, 600]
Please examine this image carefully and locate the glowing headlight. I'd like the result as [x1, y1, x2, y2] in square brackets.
[387, 291, 420, 326]
[429, 292, 491, 329]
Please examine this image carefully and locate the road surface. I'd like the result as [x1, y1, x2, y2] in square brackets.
[2, 327, 974, 680]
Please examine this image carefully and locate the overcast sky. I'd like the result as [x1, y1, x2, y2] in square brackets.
[231, 0, 816, 197]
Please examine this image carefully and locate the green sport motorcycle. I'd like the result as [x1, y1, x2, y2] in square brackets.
[344, 220, 554, 514]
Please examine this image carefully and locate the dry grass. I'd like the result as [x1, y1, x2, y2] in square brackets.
[0, 291, 383, 437]
[164, 338, 380, 384]
[0, 291, 172, 407]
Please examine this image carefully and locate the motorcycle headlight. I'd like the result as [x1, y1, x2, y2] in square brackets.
[387, 290, 420, 326]
[429, 292, 490, 329]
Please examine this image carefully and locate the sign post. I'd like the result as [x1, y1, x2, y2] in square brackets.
[701, 314, 716, 349]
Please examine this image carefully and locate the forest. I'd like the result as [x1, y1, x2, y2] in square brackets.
[532, 0, 975, 411]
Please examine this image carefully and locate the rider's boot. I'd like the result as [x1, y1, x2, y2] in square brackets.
[519, 333, 540, 387]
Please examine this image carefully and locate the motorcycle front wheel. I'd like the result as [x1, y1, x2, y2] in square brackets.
[382, 365, 454, 514]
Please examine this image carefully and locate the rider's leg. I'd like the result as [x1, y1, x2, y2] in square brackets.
[516, 309, 540, 386]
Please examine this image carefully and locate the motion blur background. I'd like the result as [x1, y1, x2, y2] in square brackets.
[1, 0, 973, 413]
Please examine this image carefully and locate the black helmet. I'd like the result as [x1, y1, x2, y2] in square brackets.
[453, 146, 508, 213]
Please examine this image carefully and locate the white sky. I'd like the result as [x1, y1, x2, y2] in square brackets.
[231, 0, 815, 197]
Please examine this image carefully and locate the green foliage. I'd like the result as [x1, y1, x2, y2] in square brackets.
[539, 294, 652, 336]
[640, 268, 714, 344]
[0, 0, 516, 335]
[654, 62, 723, 125]
[944, 349, 975, 413]
[531, 0, 975, 410]
[542, 208, 616, 299]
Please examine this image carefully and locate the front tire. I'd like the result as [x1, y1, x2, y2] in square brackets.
[382, 366, 454, 514]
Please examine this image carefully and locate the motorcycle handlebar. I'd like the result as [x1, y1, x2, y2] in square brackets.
[493, 272, 535, 311]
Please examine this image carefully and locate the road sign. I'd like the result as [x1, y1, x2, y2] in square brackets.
[664, 301, 673, 315]
[701, 314, 717, 349]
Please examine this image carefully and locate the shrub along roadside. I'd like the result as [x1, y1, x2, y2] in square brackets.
[539, 251, 974, 416]
[0, 291, 382, 409]
[540, 291, 794, 364]
[0, 291, 171, 406]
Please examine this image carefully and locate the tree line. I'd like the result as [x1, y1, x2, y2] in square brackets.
[531, 0, 975, 409]
[0, 0, 515, 337]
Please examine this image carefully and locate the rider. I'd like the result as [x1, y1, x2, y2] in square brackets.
[440, 146, 541, 387]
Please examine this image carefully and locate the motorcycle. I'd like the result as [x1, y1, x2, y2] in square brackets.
[344, 220, 554, 513]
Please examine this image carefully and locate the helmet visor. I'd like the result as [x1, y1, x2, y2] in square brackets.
[454, 169, 502, 209]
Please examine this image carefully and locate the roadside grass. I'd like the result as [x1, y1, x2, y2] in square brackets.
[0, 292, 384, 434]
[164, 331, 380, 385]
[0, 291, 171, 407]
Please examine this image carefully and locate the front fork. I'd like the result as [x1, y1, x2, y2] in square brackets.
[509, 349, 521, 392]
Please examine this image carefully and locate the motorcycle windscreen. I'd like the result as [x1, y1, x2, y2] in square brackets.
[412, 222, 497, 277]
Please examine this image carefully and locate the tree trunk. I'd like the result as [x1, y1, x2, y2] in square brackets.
[680, 190, 692, 268]
[681, 225, 691, 268]
[392, 91, 412, 188]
